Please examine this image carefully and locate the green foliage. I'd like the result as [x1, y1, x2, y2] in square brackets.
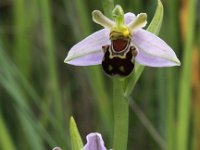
[125, 0, 163, 97]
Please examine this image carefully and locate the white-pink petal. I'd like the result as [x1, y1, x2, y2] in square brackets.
[83, 133, 106, 150]
[64, 29, 110, 66]
[132, 29, 181, 67]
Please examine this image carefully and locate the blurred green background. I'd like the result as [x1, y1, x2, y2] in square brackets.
[0, 0, 199, 149]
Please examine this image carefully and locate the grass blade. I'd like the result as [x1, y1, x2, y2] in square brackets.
[176, 0, 197, 149]
[125, 0, 163, 97]
[0, 113, 15, 150]
[39, 0, 63, 125]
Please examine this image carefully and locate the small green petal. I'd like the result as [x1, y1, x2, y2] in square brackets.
[92, 10, 114, 28]
[128, 13, 147, 32]
[112, 5, 125, 29]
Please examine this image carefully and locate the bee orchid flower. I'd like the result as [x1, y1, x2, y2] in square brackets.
[64, 5, 180, 77]
[52, 133, 108, 150]
[83, 133, 107, 150]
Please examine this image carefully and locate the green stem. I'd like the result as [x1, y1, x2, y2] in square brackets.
[0, 113, 15, 150]
[165, 69, 176, 150]
[164, 0, 179, 149]
[13, 0, 32, 78]
[176, 0, 197, 149]
[40, 0, 63, 124]
[113, 78, 129, 150]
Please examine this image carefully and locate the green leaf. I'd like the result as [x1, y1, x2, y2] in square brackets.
[0, 114, 15, 150]
[147, 0, 163, 34]
[124, 0, 164, 97]
[176, 0, 197, 149]
[69, 117, 83, 150]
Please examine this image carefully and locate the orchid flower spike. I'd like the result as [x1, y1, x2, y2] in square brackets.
[64, 5, 181, 77]
[52, 133, 108, 150]
[83, 133, 108, 150]
[52, 147, 62, 150]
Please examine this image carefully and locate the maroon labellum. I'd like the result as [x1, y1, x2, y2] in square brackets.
[102, 37, 137, 77]
[112, 39, 128, 52]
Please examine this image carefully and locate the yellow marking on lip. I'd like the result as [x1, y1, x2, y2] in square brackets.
[110, 27, 131, 39]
